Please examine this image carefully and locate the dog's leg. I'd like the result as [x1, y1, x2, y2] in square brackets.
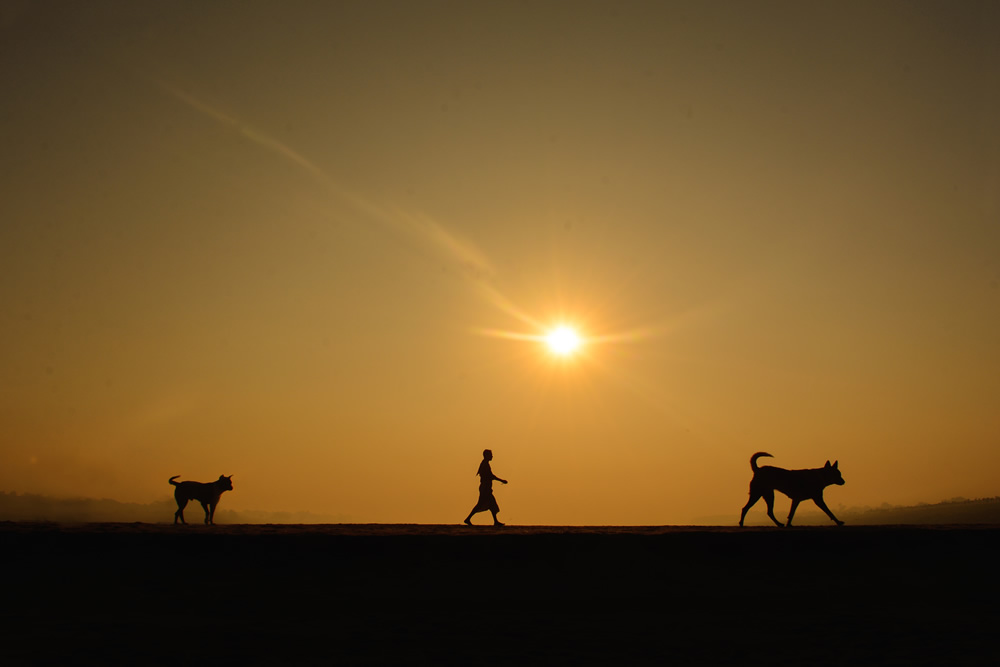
[813, 496, 844, 526]
[763, 490, 783, 527]
[175, 498, 188, 524]
[200, 501, 211, 525]
[208, 502, 217, 525]
[739, 493, 761, 527]
[786, 499, 801, 527]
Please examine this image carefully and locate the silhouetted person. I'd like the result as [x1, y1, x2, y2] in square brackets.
[464, 449, 507, 526]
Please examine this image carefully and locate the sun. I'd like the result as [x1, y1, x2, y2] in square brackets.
[545, 325, 583, 357]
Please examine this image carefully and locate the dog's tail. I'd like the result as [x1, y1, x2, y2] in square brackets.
[750, 452, 773, 472]
[169, 475, 181, 486]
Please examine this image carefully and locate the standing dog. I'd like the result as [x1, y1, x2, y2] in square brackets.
[739, 452, 845, 527]
[169, 475, 233, 525]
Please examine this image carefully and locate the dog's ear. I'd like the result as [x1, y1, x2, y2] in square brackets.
[832, 461, 839, 469]
[219, 475, 226, 480]
[825, 460, 831, 468]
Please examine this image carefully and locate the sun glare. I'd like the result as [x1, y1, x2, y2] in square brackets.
[545, 325, 583, 357]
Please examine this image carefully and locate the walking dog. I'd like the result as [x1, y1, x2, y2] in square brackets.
[739, 452, 845, 527]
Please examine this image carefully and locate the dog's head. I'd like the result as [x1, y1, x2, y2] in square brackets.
[824, 461, 845, 486]
[218, 474, 234, 491]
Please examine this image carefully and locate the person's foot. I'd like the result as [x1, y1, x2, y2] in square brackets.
[463, 518, 472, 526]
[493, 521, 504, 526]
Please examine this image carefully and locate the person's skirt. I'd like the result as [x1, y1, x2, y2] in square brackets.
[473, 486, 499, 513]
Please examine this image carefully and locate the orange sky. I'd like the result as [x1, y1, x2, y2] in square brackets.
[2, 1, 998, 524]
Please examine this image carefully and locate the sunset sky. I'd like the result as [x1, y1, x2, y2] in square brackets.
[2, 1, 998, 524]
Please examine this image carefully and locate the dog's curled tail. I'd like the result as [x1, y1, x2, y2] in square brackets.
[750, 452, 773, 472]
[168, 475, 181, 486]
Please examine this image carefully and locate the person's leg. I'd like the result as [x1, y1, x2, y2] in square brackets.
[490, 509, 503, 526]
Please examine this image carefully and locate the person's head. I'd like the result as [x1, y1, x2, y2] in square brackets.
[483, 449, 493, 461]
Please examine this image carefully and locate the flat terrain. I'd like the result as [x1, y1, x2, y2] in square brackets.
[2, 523, 998, 665]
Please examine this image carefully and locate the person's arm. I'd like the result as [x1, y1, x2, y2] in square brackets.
[484, 462, 507, 484]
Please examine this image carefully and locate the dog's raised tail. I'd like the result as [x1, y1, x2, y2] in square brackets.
[750, 452, 773, 472]
[168, 475, 181, 486]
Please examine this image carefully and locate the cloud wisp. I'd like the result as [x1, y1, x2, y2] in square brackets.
[156, 79, 495, 286]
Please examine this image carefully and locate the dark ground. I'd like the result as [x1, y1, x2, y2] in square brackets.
[2, 523, 998, 665]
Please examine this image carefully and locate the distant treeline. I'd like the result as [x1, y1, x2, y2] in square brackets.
[0, 491, 347, 524]
[842, 496, 1000, 525]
